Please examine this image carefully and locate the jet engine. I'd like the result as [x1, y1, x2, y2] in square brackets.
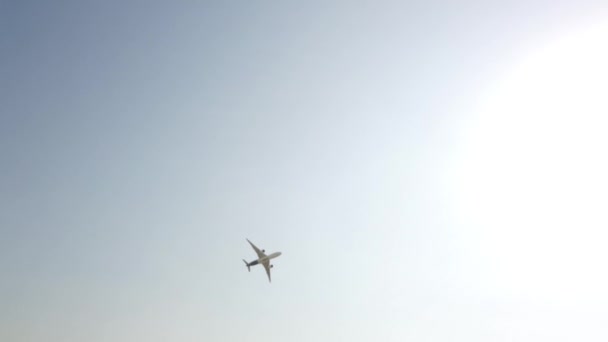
[262, 249, 265, 253]
[270, 265, 274, 268]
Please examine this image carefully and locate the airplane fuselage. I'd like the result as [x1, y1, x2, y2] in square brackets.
[246, 251, 282, 267]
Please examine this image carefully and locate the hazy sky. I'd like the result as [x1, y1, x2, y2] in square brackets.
[2, 1, 607, 341]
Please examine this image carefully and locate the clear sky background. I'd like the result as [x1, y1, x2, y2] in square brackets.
[2, 1, 607, 341]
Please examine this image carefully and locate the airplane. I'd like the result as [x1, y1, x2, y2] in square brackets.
[242, 239, 282, 282]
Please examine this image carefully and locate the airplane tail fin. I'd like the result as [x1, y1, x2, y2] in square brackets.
[242, 259, 250, 272]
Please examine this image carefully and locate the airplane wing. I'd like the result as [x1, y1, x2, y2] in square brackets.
[262, 260, 272, 282]
[247, 239, 266, 259]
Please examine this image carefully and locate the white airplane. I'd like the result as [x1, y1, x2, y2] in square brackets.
[242, 239, 282, 282]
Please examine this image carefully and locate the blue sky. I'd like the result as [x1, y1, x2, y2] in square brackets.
[2, 1, 608, 341]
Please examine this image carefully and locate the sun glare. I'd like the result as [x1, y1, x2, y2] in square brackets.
[451, 20, 608, 302]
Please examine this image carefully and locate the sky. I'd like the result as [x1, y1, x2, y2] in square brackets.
[1, 1, 607, 341]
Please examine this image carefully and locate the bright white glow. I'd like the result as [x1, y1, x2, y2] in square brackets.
[451, 20, 608, 302]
